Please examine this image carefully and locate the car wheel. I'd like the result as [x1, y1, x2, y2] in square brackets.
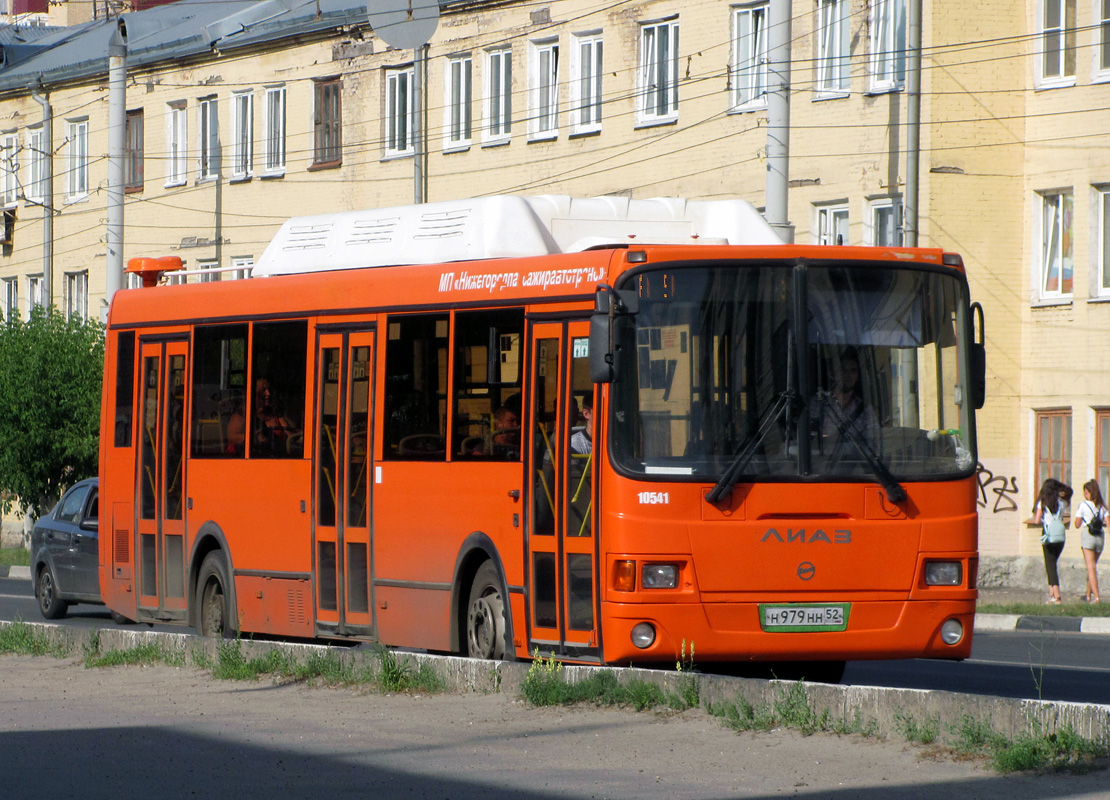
[35, 565, 68, 620]
[110, 610, 135, 625]
[466, 561, 507, 660]
[196, 552, 235, 638]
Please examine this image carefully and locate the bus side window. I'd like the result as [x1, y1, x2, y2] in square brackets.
[113, 331, 136, 448]
[249, 321, 308, 459]
[453, 309, 524, 461]
[191, 324, 248, 459]
[383, 314, 449, 461]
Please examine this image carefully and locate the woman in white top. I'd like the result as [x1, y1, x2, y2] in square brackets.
[1073, 479, 1108, 604]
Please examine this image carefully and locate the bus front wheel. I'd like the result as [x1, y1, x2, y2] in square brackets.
[196, 552, 234, 638]
[466, 561, 506, 660]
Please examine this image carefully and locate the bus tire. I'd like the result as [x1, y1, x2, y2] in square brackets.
[466, 561, 506, 660]
[110, 610, 135, 625]
[35, 564, 68, 620]
[196, 552, 234, 638]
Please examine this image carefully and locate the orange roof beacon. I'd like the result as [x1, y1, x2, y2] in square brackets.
[99, 195, 984, 677]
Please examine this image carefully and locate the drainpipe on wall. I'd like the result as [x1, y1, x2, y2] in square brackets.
[30, 85, 52, 310]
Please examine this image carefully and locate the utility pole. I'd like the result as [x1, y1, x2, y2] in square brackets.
[30, 86, 52, 310]
[106, 18, 127, 311]
[765, 0, 793, 243]
[904, 0, 922, 247]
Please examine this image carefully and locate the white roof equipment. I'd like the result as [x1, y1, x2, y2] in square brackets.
[252, 194, 782, 277]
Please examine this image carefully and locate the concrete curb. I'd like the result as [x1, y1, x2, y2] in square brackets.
[2, 620, 1108, 743]
[975, 612, 1110, 634]
[0, 565, 30, 579]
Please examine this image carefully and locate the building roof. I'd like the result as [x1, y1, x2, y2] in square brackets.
[0, 0, 374, 92]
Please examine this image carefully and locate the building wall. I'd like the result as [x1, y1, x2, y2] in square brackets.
[0, 0, 1104, 567]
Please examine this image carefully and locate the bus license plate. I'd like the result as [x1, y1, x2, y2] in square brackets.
[759, 603, 850, 632]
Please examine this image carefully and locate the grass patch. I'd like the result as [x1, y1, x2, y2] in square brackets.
[894, 709, 940, 744]
[706, 681, 875, 737]
[0, 619, 70, 657]
[0, 547, 29, 567]
[521, 653, 698, 712]
[978, 601, 1110, 617]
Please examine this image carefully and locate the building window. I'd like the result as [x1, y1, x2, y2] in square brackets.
[870, 0, 906, 92]
[1, 133, 17, 206]
[313, 78, 342, 167]
[26, 273, 42, 316]
[816, 204, 849, 245]
[65, 119, 89, 200]
[816, 0, 850, 94]
[63, 270, 87, 319]
[732, 4, 768, 109]
[1098, 188, 1110, 297]
[263, 86, 286, 175]
[197, 258, 220, 283]
[231, 91, 253, 179]
[445, 55, 473, 149]
[570, 33, 603, 134]
[26, 127, 45, 203]
[485, 47, 512, 141]
[1101, 0, 1110, 75]
[385, 65, 415, 157]
[529, 38, 559, 139]
[639, 18, 679, 124]
[868, 197, 903, 245]
[2, 277, 16, 321]
[1040, 190, 1073, 298]
[1040, 0, 1076, 82]
[230, 256, 253, 280]
[198, 95, 219, 180]
[1035, 409, 1072, 492]
[1097, 409, 1110, 502]
[125, 109, 144, 192]
[166, 101, 187, 187]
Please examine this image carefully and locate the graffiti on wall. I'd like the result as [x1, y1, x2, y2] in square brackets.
[975, 461, 1019, 513]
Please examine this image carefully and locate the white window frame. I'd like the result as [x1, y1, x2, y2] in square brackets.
[1097, 187, 1110, 297]
[816, 204, 850, 245]
[198, 96, 219, 181]
[230, 256, 253, 280]
[63, 270, 87, 319]
[197, 258, 220, 283]
[230, 91, 253, 180]
[528, 38, 560, 140]
[1039, 0, 1076, 85]
[385, 65, 416, 158]
[638, 18, 679, 125]
[26, 127, 45, 204]
[263, 86, 286, 176]
[732, 4, 768, 110]
[25, 273, 42, 317]
[869, 0, 906, 93]
[1098, 0, 1110, 80]
[444, 54, 473, 150]
[484, 47, 513, 143]
[166, 102, 187, 187]
[1039, 189, 1074, 299]
[2, 277, 17, 322]
[570, 32, 603, 134]
[65, 119, 89, 200]
[1, 132, 17, 206]
[866, 197, 903, 246]
[816, 0, 850, 95]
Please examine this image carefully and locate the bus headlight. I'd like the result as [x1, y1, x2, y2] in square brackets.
[631, 623, 656, 649]
[642, 564, 677, 589]
[940, 619, 963, 645]
[924, 561, 962, 586]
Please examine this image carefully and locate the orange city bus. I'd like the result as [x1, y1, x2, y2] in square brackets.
[98, 195, 984, 670]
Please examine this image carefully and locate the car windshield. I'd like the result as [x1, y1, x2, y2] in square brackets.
[608, 261, 975, 483]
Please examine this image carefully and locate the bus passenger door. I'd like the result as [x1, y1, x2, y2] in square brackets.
[314, 330, 376, 637]
[526, 321, 599, 661]
[136, 339, 189, 621]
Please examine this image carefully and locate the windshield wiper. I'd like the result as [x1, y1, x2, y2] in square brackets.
[817, 391, 907, 504]
[706, 388, 798, 505]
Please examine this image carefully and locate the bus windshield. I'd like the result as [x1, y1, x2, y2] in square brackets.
[609, 261, 976, 483]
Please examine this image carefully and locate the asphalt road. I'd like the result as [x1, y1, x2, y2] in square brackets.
[3, 576, 1109, 704]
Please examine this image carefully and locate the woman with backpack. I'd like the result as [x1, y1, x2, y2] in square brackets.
[1033, 478, 1073, 604]
[1074, 479, 1107, 604]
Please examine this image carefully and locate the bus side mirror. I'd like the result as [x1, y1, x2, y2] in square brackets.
[971, 342, 986, 410]
[589, 286, 638, 384]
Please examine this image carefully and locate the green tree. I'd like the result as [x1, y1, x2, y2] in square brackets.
[0, 307, 104, 517]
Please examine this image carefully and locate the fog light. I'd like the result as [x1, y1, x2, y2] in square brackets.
[925, 561, 962, 586]
[631, 622, 656, 649]
[940, 618, 963, 645]
[642, 564, 677, 589]
[615, 561, 636, 592]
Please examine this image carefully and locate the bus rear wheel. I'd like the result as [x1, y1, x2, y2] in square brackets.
[466, 561, 506, 660]
[196, 552, 234, 638]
